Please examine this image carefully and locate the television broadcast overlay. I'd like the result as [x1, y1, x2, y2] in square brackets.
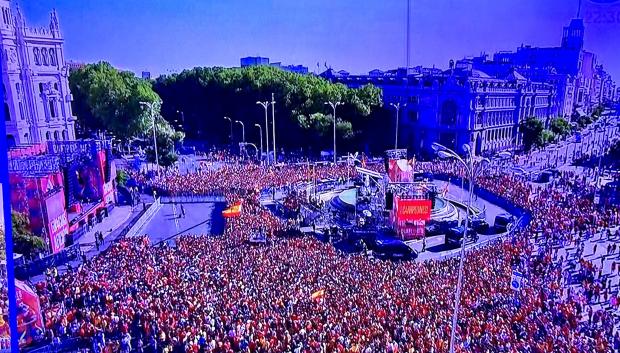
[2, 0, 620, 352]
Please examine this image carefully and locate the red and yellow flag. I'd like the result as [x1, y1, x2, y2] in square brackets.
[222, 201, 243, 218]
[310, 289, 325, 300]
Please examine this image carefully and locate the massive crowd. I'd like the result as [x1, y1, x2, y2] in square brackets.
[34, 158, 620, 353]
[0, 266, 9, 350]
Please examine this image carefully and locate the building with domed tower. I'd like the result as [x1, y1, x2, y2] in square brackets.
[1, 0, 76, 147]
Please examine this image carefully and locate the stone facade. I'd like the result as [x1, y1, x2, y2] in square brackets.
[1, 0, 76, 147]
[485, 19, 609, 116]
[324, 66, 555, 156]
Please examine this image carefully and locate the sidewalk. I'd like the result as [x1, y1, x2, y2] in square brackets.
[75, 205, 134, 253]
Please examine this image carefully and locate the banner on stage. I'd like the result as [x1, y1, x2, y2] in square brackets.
[395, 198, 432, 221]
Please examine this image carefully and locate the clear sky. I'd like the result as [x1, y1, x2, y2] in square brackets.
[20, 0, 620, 80]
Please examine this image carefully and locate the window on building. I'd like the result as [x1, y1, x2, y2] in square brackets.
[49, 100, 57, 118]
[62, 130, 68, 140]
[54, 83, 58, 91]
[33, 48, 41, 65]
[15, 83, 20, 95]
[4, 102, 10, 121]
[49, 49, 57, 66]
[42, 48, 49, 66]
[440, 100, 458, 125]
[39, 83, 44, 93]
[54, 131, 59, 140]
[46, 131, 51, 141]
[19, 102, 24, 120]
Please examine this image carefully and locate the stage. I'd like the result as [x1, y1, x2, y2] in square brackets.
[330, 187, 459, 222]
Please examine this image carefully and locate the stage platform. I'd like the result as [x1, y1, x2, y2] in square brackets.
[330, 188, 458, 221]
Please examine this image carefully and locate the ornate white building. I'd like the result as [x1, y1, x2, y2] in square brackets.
[1, 0, 76, 147]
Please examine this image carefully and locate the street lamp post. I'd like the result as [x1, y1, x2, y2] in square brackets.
[223, 116, 233, 145]
[254, 123, 263, 163]
[325, 101, 343, 164]
[390, 102, 406, 149]
[271, 93, 277, 164]
[235, 120, 245, 142]
[432, 142, 489, 353]
[256, 101, 271, 164]
[140, 101, 159, 174]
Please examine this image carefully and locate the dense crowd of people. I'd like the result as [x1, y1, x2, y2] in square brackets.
[0, 266, 9, 350]
[33, 156, 620, 353]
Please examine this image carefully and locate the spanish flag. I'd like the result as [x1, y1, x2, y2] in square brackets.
[222, 201, 243, 218]
[310, 289, 325, 300]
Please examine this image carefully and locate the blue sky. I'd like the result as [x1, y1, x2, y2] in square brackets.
[20, 0, 620, 79]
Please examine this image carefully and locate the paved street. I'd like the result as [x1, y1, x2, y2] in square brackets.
[138, 202, 226, 244]
[74, 205, 134, 253]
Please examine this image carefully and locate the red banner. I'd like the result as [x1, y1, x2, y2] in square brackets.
[43, 191, 68, 253]
[15, 280, 43, 347]
[9, 172, 64, 237]
[396, 198, 432, 221]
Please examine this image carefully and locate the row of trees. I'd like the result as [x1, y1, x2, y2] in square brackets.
[70, 63, 390, 164]
[520, 104, 606, 152]
[520, 117, 570, 152]
[152, 65, 386, 153]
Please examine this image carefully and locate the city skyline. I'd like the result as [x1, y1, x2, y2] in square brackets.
[20, 0, 620, 79]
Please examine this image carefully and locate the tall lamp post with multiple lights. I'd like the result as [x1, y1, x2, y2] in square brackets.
[271, 93, 277, 164]
[256, 100, 271, 164]
[325, 101, 343, 164]
[432, 142, 489, 353]
[140, 101, 160, 174]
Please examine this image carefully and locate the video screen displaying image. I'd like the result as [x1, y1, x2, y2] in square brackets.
[2, 0, 620, 352]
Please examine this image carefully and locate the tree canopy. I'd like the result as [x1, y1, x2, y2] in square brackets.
[70, 62, 184, 165]
[520, 117, 545, 152]
[549, 117, 571, 138]
[152, 65, 384, 153]
[11, 211, 45, 258]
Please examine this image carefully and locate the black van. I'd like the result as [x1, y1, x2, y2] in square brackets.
[445, 226, 478, 246]
[494, 213, 515, 232]
[372, 238, 417, 260]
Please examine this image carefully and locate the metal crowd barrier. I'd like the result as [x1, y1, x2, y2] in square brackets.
[14, 245, 81, 280]
[160, 194, 226, 203]
[124, 197, 162, 238]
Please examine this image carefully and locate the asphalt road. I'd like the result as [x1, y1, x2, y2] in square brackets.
[139, 202, 226, 245]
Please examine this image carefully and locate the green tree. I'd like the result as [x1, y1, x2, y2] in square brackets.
[520, 117, 545, 152]
[116, 169, 129, 186]
[549, 117, 571, 138]
[538, 129, 556, 147]
[70, 62, 183, 163]
[152, 65, 383, 154]
[11, 211, 45, 258]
